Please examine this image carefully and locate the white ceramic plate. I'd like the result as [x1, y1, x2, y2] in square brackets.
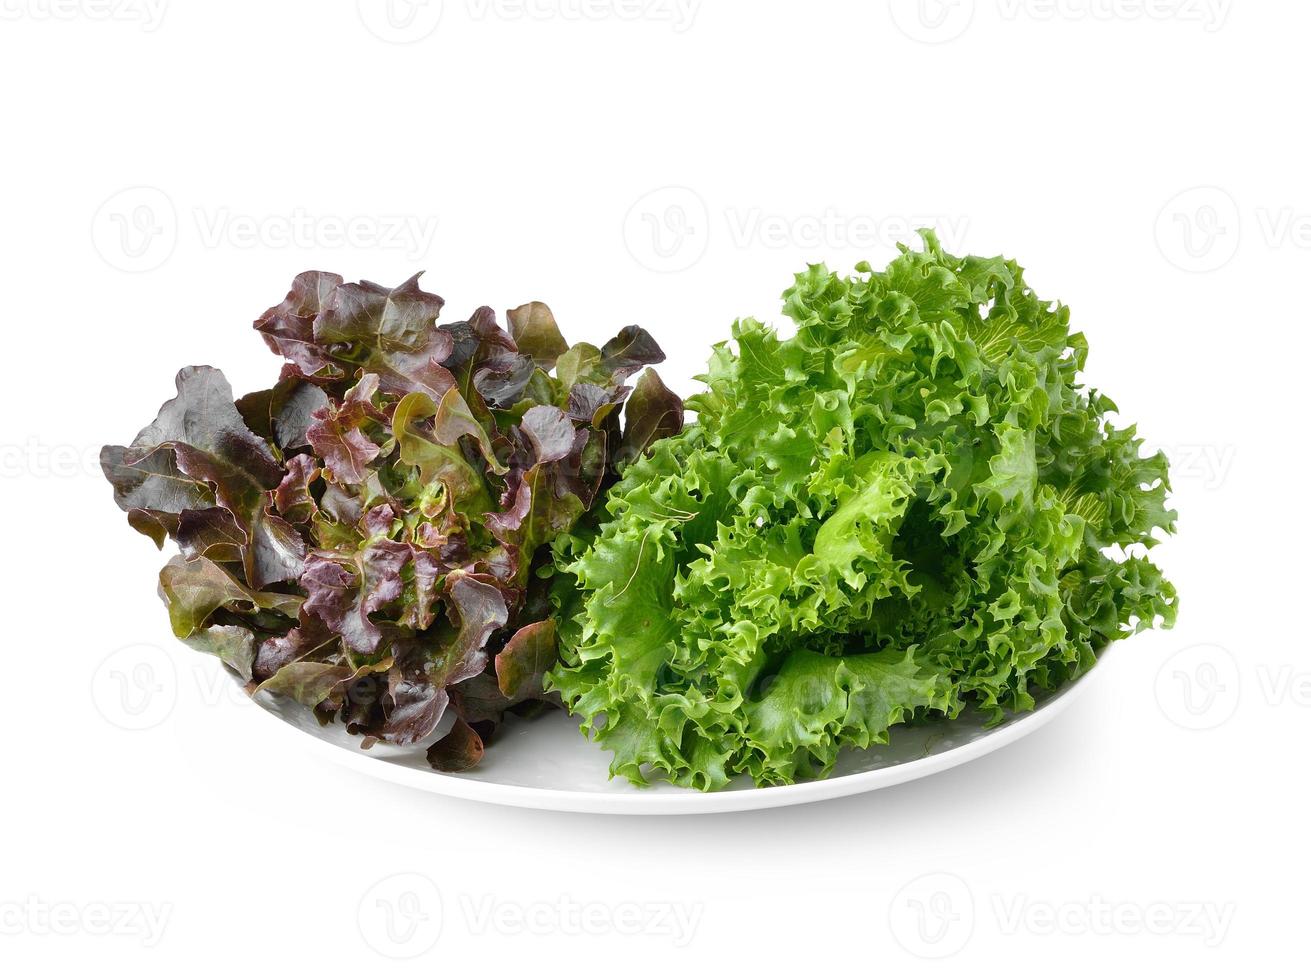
[247, 648, 1113, 814]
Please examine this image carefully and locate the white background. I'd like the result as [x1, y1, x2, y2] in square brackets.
[1, 0, 1304, 975]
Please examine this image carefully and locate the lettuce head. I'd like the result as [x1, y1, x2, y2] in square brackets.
[548, 233, 1177, 790]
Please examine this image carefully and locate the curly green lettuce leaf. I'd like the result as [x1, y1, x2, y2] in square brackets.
[550, 232, 1176, 790]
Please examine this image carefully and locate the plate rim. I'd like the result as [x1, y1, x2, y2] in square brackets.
[244, 648, 1113, 815]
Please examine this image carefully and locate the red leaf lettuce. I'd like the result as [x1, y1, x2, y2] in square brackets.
[104, 272, 680, 769]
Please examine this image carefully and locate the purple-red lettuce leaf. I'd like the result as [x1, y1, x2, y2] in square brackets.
[102, 366, 306, 587]
[566, 383, 630, 428]
[306, 374, 386, 485]
[254, 270, 345, 380]
[618, 368, 685, 466]
[600, 324, 666, 382]
[174, 507, 246, 563]
[312, 274, 457, 400]
[507, 301, 568, 368]
[495, 618, 557, 702]
[427, 718, 486, 772]
[273, 455, 320, 524]
[235, 378, 329, 453]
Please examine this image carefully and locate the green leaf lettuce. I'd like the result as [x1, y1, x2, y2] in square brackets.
[548, 233, 1177, 790]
